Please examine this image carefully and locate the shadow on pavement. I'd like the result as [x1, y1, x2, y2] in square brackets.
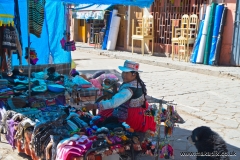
[136, 125, 239, 160]
[78, 69, 240, 160]
[18, 153, 32, 160]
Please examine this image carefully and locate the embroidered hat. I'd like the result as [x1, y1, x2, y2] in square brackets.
[118, 60, 142, 72]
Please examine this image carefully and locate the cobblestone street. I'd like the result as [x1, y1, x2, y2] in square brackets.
[73, 46, 240, 160]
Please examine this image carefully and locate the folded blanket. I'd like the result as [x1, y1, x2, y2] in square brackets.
[72, 75, 92, 88]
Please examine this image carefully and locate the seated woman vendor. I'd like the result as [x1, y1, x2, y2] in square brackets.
[84, 60, 156, 133]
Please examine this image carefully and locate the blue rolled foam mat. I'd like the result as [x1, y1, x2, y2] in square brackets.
[203, 3, 217, 65]
[190, 20, 204, 63]
[209, 6, 227, 65]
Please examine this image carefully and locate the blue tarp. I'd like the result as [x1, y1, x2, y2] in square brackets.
[209, 4, 224, 65]
[190, 20, 204, 63]
[102, 11, 112, 50]
[1, 0, 71, 66]
[72, 4, 111, 20]
[74, 4, 111, 11]
[62, 0, 154, 8]
[1, 0, 154, 66]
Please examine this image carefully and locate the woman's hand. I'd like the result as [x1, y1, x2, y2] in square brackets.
[82, 104, 97, 112]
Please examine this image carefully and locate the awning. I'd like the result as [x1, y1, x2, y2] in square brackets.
[62, 0, 154, 8]
[72, 4, 111, 19]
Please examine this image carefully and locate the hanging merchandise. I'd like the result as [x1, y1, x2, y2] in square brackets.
[60, 4, 76, 52]
[24, 47, 39, 65]
[0, 3, 24, 74]
[61, 32, 76, 52]
[1, 19, 21, 76]
[60, 37, 66, 48]
[0, 25, 7, 73]
[160, 104, 184, 124]
[164, 104, 176, 138]
[28, 0, 46, 37]
[65, 39, 76, 51]
[159, 144, 174, 159]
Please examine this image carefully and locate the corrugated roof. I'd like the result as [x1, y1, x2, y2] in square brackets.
[74, 4, 111, 11]
[62, 0, 153, 8]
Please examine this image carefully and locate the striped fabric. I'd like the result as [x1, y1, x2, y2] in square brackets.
[29, 0, 46, 38]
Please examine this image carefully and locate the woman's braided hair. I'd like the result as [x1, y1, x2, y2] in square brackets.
[131, 71, 147, 108]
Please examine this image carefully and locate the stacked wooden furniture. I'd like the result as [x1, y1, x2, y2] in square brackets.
[132, 14, 154, 55]
[171, 19, 181, 60]
[172, 14, 198, 61]
[151, 0, 207, 53]
[89, 20, 104, 44]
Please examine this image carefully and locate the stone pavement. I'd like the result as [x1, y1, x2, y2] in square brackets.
[75, 42, 240, 80]
[72, 48, 240, 160]
[0, 138, 31, 160]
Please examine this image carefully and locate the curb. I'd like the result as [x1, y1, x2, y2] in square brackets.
[76, 47, 240, 81]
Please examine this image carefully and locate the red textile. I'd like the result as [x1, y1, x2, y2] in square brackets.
[100, 104, 156, 132]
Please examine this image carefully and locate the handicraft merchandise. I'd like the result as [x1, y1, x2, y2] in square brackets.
[24, 47, 39, 65]
[0, 68, 184, 160]
[60, 4, 76, 52]
[1, 25, 23, 76]
[60, 32, 76, 52]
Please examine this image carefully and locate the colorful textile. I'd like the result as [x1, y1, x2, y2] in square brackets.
[99, 80, 156, 132]
[2, 26, 17, 50]
[100, 104, 156, 132]
[29, 0, 46, 37]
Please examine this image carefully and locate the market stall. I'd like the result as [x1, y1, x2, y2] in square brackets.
[0, 68, 185, 160]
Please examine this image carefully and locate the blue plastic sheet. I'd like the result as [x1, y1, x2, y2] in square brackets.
[1, 0, 154, 8]
[45, 1, 71, 64]
[1, 0, 71, 66]
[190, 20, 204, 63]
[209, 4, 224, 65]
[102, 12, 112, 50]
[73, 4, 111, 20]
[0, 0, 154, 66]
[60, 0, 154, 8]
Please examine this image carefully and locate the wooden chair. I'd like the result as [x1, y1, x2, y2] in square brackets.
[171, 15, 189, 60]
[132, 16, 154, 56]
[171, 19, 181, 60]
[183, 14, 198, 61]
[175, 14, 198, 61]
[178, 36, 187, 61]
[94, 33, 100, 49]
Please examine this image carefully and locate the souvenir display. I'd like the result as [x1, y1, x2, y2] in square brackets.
[0, 67, 184, 160]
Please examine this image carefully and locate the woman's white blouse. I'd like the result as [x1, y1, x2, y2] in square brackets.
[99, 80, 143, 109]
